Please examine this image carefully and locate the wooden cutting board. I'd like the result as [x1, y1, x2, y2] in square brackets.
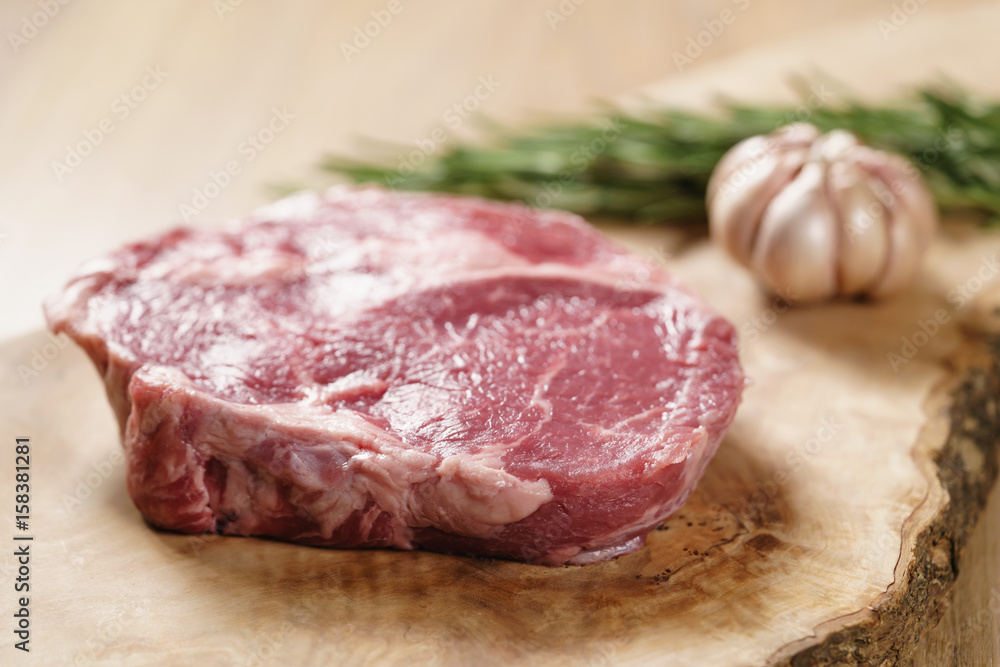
[3, 217, 1000, 666]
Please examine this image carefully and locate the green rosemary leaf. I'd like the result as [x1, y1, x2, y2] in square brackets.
[322, 85, 1000, 224]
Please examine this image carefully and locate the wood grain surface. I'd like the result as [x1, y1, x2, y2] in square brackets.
[3, 1, 1000, 665]
[3, 218, 1000, 666]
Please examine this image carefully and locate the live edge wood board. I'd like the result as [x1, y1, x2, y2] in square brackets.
[2, 220, 1000, 666]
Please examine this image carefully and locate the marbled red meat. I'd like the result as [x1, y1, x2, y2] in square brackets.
[45, 187, 744, 565]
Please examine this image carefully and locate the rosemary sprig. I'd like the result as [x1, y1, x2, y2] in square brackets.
[322, 85, 1000, 225]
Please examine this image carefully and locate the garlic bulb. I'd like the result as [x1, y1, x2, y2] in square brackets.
[707, 123, 938, 303]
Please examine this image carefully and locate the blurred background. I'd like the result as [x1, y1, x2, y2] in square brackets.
[1, 0, 997, 340]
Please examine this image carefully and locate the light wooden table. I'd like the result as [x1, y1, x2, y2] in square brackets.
[1, 1, 997, 664]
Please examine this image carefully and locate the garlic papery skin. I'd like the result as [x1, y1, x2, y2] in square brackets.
[707, 123, 938, 303]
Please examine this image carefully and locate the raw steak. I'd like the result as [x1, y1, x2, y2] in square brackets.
[45, 187, 744, 565]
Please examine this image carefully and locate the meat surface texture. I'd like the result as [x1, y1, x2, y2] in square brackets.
[45, 187, 744, 565]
